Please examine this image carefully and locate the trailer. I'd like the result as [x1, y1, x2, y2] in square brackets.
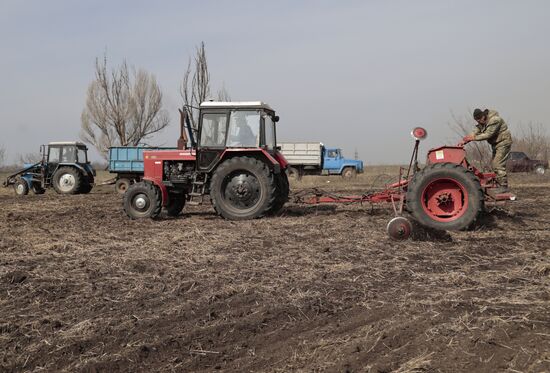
[108, 146, 176, 194]
[279, 142, 363, 179]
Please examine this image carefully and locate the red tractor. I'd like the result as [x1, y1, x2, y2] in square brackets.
[123, 101, 289, 220]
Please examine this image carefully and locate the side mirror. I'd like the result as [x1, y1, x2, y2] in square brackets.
[273, 115, 280, 123]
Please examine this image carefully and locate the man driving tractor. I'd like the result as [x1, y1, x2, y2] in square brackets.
[462, 108, 513, 193]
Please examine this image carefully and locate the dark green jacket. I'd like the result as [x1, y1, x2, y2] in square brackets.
[473, 110, 512, 146]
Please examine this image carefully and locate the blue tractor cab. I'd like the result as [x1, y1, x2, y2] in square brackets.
[3, 141, 96, 195]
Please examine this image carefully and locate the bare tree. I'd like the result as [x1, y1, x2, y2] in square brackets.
[448, 111, 492, 170]
[18, 152, 42, 164]
[0, 145, 6, 168]
[512, 122, 549, 161]
[180, 42, 230, 130]
[81, 55, 170, 158]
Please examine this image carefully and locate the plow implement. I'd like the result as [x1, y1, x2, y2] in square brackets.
[291, 127, 516, 240]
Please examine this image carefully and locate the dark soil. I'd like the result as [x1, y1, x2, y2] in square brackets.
[1, 178, 549, 372]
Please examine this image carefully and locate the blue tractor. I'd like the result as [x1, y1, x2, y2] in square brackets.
[3, 141, 96, 195]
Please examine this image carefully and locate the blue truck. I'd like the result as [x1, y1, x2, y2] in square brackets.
[109, 146, 176, 194]
[279, 142, 364, 180]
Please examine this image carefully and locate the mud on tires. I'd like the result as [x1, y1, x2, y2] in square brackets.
[14, 179, 29, 196]
[210, 157, 276, 220]
[53, 167, 82, 195]
[123, 182, 162, 219]
[406, 162, 484, 231]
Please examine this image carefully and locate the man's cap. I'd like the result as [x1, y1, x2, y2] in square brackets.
[473, 108, 488, 120]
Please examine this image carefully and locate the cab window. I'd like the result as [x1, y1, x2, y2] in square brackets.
[200, 113, 228, 147]
[227, 110, 260, 147]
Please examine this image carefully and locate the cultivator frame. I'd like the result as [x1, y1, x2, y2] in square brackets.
[295, 127, 516, 240]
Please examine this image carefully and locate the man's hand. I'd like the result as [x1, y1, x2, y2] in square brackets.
[462, 135, 474, 144]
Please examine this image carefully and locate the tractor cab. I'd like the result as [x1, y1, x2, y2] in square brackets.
[195, 101, 281, 171]
[46, 142, 90, 165]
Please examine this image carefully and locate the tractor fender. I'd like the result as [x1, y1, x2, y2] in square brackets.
[143, 177, 169, 207]
[218, 149, 283, 174]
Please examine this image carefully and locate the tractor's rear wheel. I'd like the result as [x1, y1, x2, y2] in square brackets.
[123, 182, 162, 219]
[53, 167, 82, 194]
[406, 163, 484, 231]
[210, 157, 276, 220]
[31, 183, 45, 195]
[269, 171, 290, 215]
[115, 178, 131, 194]
[165, 193, 186, 217]
[14, 179, 29, 196]
[79, 182, 93, 194]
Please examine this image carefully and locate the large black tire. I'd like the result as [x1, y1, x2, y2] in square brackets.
[269, 171, 290, 215]
[210, 157, 276, 220]
[53, 167, 82, 195]
[165, 193, 186, 217]
[14, 179, 29, 196]
[79, 182, 93, 194]
[341, 167, 357, 179]
[31, 183, 46, 195]
[123, 182, 162, 219]
[286, 167, 302, 181]
[406, 163, 484, 231]
[115, 178, 131, 194]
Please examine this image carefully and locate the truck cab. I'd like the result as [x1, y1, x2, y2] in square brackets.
[323, 147, 364, 177]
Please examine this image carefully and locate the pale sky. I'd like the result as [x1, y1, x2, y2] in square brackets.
[1, 0, 549, 164]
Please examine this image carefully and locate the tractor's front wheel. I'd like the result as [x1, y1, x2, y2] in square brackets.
[123, 182, 162, 219]
[406, 163, 484, 231]
[210, 157, 276, 220]
[534, 165, 545, 175]
[53, 167, 82, 194]
[14, 179, 29, 196]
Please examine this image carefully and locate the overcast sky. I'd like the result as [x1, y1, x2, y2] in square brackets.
[1, 0, 549, 164]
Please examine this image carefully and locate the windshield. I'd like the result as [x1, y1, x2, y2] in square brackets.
[227, 110, 260, 147]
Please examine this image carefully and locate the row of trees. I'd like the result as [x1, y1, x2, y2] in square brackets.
[81, 42, 229, 159]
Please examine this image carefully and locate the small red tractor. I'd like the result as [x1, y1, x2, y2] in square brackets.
[298, 127, 516, 239]
[123, 101, 289, 220]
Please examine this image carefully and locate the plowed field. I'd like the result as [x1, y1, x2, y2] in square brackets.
[1, 173, 549, 372]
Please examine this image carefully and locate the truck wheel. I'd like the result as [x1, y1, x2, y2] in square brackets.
[31, 183, 46, 195]
[14, 179, 29, 196]
[123, 182, 162, 219]
[406, 163, 484, 231]
[115, 178, 131, 194]
[269, 171, 290, 215]
[210, 157, 276, 220]
[165, 194, 186, 217]
[53, 167, 82, 194]
[286, 167, 302, 181]
[342, 167, 357, 179]
[534, 165, 545, 175]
